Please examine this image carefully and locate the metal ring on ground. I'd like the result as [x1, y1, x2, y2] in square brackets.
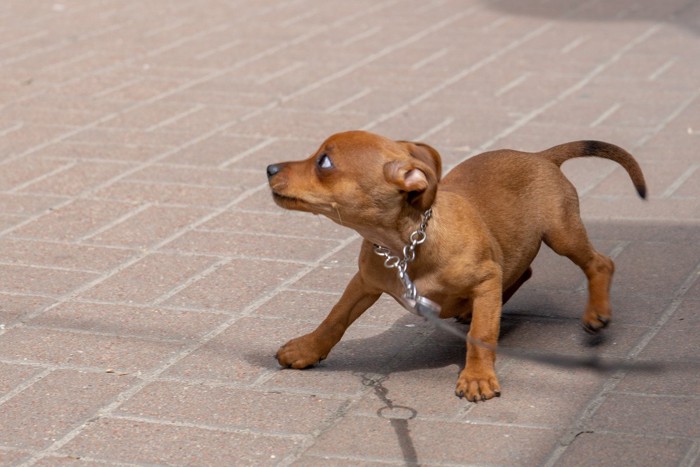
[377, 405, 417, 420]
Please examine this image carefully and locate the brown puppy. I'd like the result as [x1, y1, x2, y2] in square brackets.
[266, 130, 646, 402]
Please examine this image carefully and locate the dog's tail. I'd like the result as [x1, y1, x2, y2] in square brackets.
[541, 140, 647, 199]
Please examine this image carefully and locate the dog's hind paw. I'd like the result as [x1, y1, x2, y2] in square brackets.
[581, 307, 611, 334]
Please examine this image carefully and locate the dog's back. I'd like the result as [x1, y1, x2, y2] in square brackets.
[441, 141, 646, 223]
[438, 141, 646, 287]
[443, 140, 645, 199]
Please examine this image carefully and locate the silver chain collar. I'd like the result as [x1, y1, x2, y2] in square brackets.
[373, 208, 439, 316]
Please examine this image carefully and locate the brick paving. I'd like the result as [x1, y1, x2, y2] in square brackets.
[0, 0, 699, 465]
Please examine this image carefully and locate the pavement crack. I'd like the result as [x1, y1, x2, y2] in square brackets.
[560, 428, 595, 447]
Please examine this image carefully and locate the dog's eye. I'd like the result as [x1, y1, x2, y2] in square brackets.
[317, 154, 333, 170]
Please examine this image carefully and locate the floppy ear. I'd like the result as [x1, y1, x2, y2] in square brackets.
[401, 141, 442, 182]
[384, 141, 442, 210]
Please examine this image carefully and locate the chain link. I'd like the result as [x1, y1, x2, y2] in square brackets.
[373, 208, 432, 301]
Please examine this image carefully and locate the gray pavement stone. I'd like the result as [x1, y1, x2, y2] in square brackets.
[28, 302, 229, 343]
[0, 370, 134, 450]
[306, 415, 558, 465]
[116, 381, 347, 435]
[59, 417, 299, 466]
[0, 0, 699, 465]
[556, 433, 693, 467]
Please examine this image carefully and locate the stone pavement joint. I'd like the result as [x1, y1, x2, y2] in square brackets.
[0, 0, 699, 465]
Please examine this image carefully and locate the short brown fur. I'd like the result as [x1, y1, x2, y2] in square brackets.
[266, 130, 646, 402]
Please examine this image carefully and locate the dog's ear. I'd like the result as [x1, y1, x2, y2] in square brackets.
[401, 141, 442, 182]
[384, 141, 442, 210]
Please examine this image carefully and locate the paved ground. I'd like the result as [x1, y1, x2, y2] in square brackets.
[0, 0, 699, 465]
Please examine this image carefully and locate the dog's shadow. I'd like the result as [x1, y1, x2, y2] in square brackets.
[243, 290, 598, 376]
[244, 313, 465, 376]
[481, 0, 700, 35]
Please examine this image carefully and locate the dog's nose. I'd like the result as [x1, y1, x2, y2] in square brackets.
[266, 163, 282, 179]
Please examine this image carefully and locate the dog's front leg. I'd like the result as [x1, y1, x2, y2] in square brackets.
[276, 273, 381, 369]
[456, 273, 503, 402]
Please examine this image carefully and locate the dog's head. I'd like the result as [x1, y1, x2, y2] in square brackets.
[266, 131, 442, 229]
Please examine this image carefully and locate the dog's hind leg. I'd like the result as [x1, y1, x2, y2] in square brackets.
[543, 214, 614, 334]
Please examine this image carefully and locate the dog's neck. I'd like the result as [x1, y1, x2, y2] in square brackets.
[362, 207, 433, 258]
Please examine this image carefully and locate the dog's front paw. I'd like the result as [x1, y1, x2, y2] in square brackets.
[276, 334, 328, 369]
[455, 367, 501, 402]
